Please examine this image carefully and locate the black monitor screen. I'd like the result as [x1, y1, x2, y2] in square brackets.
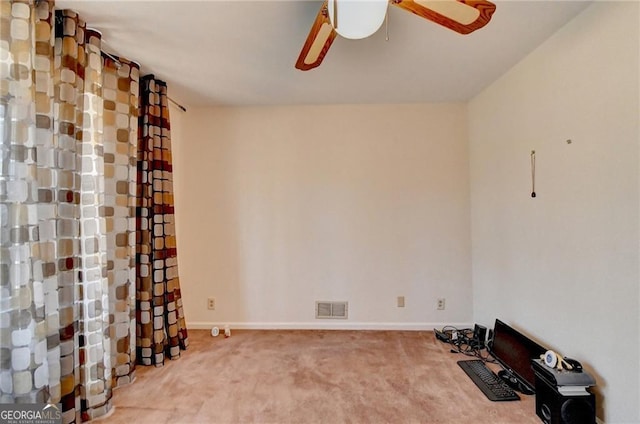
[489, 319, 547, 391]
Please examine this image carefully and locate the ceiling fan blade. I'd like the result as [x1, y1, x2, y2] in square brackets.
[391, 0, 496, 35]
[295, 1, 338, 71]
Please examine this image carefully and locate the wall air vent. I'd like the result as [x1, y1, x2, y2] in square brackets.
[315, 301, 348, 319]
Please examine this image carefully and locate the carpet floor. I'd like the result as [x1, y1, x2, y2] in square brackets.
[104, 330, 540, 423]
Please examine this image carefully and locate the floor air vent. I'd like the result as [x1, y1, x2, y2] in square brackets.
[315, 301, 348, 319]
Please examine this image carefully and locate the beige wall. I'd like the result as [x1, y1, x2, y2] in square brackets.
[172, 104, 472, 329]
[469, 2, 639, 423]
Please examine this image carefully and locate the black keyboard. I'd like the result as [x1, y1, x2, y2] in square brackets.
[457, 360, 520, 401]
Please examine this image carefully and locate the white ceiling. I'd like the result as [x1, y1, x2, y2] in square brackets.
[56, 0, 591, 108]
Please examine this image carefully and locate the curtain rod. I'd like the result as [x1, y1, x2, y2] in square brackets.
[168, 98, 187, 112]
[100, 45, 187, 113]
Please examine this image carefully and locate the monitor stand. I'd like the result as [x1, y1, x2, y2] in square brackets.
[498, 370, 534, 395]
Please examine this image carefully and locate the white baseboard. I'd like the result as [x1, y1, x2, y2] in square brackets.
[187, 321, 474, 331]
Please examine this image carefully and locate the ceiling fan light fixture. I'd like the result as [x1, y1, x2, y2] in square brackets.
[413, 0, 480, 25]
[328, 0, 388, 40]
[296, 0, 496, 71]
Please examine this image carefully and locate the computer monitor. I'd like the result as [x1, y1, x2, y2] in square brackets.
[488, 319, 547, 393]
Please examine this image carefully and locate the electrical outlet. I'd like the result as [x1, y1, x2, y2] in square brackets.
[437, 298, 445, 310]
[207, 297, 216, 310]
[397, 296, 405, 308]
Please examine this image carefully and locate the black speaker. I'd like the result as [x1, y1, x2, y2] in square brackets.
[473, 324, 487, 349]
[535, 375, 596, 424]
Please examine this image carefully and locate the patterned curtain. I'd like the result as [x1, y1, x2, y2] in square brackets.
[1, 1, 147, 422]
[1, 0, 56, 410]
[136, 76, 188, 366]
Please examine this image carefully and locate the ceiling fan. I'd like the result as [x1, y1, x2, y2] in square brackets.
[295, 0, 496, 71]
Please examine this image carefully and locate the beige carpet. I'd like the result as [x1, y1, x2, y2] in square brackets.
[105, 330, 540, 423]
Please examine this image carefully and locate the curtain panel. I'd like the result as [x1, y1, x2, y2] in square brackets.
[136, 76, 188, 366]
[1, 1, 188, 422]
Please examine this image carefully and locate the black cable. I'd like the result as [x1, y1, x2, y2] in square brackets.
[434, 325, 496, 362]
